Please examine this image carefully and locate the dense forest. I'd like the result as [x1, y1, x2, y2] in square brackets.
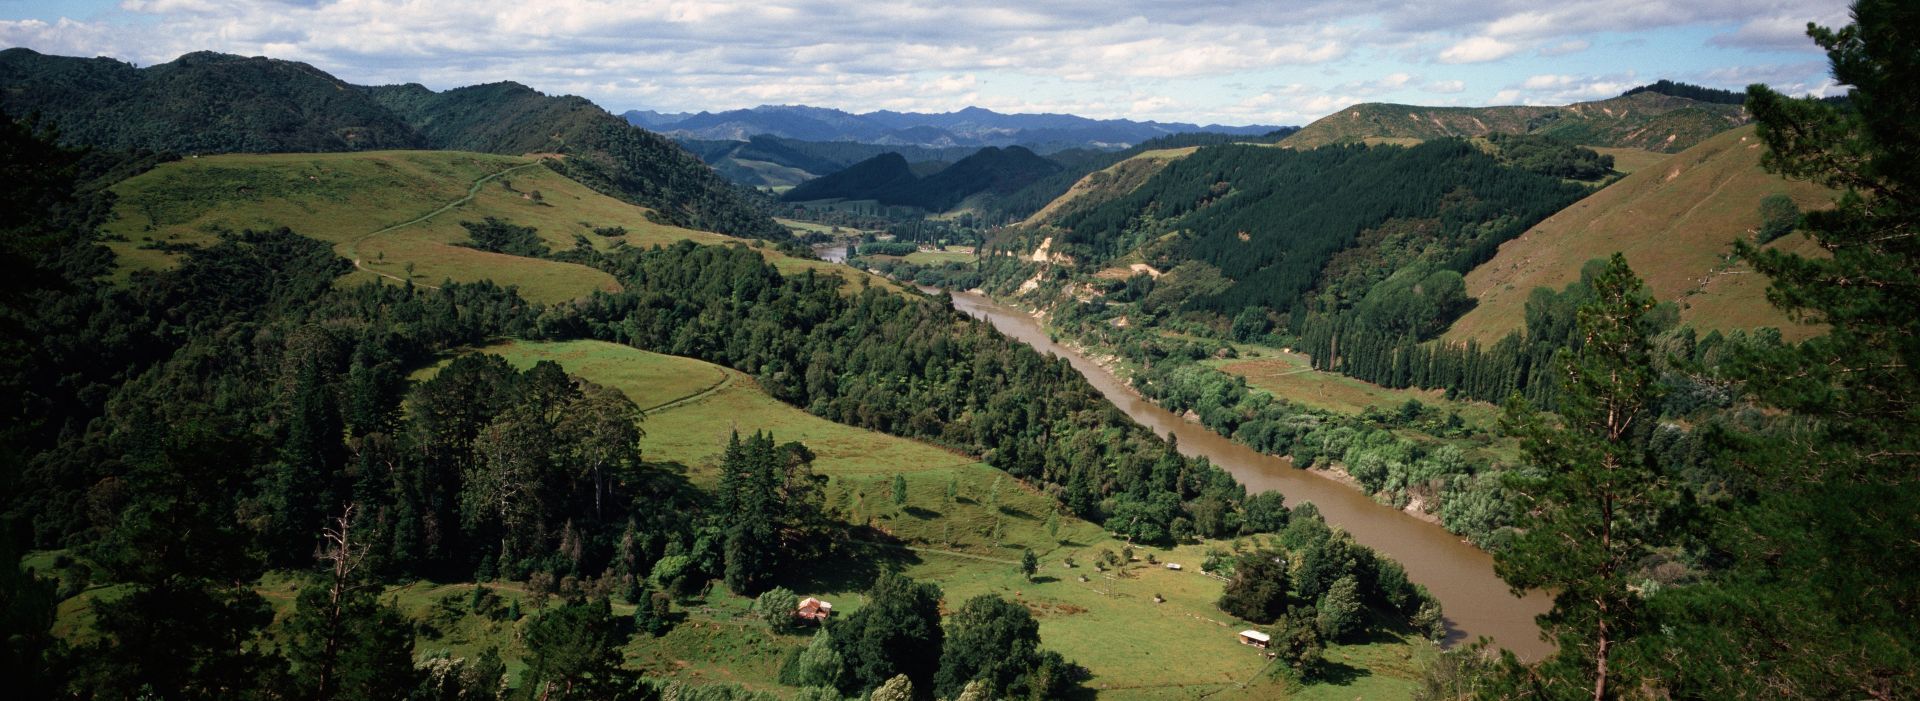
[783, 146, 1063, 212]
[1025, 138, 1591, 320]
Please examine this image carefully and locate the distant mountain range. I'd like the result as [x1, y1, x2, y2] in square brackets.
[624, 104, 1287, 150]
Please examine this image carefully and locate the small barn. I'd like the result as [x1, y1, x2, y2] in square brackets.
[796, 597, 834, 622]
[1238, 630, 1271, 648]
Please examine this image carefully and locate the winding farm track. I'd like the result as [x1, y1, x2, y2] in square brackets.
[343, 160, 549, 287]
[637, 366, 735, 414]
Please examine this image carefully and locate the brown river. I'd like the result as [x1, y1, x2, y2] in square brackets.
[944, 289, 1553, 660]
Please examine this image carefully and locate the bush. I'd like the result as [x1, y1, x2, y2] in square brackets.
[458, 216, 549, 257]
[756, 587, 803, 634]
[1756, 193, 1799, 244]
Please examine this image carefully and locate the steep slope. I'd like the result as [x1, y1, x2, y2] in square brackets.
[780, 146, 1062, 212]
[0, 48, 422, 153]
[364, 81, 787, 239]
[674, 135, 986, 187]
[882, 145, 1062, 211]
[1019, 146, 1197, 227]
[103, 151, 882, 303]
[0, 48, 785, 240]
[1446, 125, 1832, 343]
[780, 152, 917, 201]
[1028, 140, 1591, 316]
[1285, 92, 1747, 153]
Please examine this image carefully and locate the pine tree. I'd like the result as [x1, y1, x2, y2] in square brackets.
[521, 598, 628, 700]
[1497, 254, 1668, 700]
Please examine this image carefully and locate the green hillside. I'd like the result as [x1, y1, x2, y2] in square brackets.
[780, 152, 918, 202]
[783, 146, 1063, 212]
[1447, 125, 1833, 343]
[1284, 91, 1747, 153]
[1026, 139, 1591, 317]
[103, 150, 879, 303]
[1020, 146, 1197, 227]
[0, 48, 423, 153]
[396, 338, 1437, 698]
[0, 48, 785, 241]
[365, 81, 787, 239]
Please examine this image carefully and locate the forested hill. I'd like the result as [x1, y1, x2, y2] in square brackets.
[1016, 139, 1593, 320]
[0, 48, 423, 153]
[0, 48, 785, 240]
[676, 135, 989, 188]
[1283, 90, 1748, 153]
[780, 152, 918, 201]
[782, 145, 1062, 212]
[363, 80, 786, 238]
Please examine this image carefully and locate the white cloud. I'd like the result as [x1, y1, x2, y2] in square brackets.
[1438, 36, 1519, 64]
[0, 0, 1863, 124]
[1709, 14, 1845, 52]
[1538, 40, 1590, 57]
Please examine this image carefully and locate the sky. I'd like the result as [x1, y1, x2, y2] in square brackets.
[0, 0, 1852, 126]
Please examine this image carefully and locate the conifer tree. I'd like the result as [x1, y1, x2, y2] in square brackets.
[1497, 253, 1668, 700]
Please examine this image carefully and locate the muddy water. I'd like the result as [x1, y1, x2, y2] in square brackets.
[945, 289, 1553, 660]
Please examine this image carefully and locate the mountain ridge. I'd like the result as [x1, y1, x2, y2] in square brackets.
[624, 103, 1286, 149]
[781, 145, 1062, 211]
[1283, 91, 1748, 153]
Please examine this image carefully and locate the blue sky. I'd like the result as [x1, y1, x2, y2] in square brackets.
[0, 0, 1849, 125]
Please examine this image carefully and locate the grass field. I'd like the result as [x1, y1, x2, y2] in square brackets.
[903, 248, 977, 265]
[1448, 126, 1832, 344]
[439, 340, 968, 482]
[863, 248, 979, 267]
[1590, 146, 1667, 175]
[103, 151, 890, 303]
[396, 339, 1436, 698]
[43, 339, 1433, 698]
[1210, 346, 1497, 424]
[1201, 343, 1522, 466]
[1023, 148, 1194, 227]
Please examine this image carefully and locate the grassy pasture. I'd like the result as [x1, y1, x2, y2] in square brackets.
[45, 338, 1432, 698]
[412, 339, 1434, 697]
[1449, 126, 1832, 344]
[103, 151, 890, 303]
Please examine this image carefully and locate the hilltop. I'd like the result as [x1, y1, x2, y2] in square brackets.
[1446, 125, 1833, 343]
[676, 135, 985, 188]
[0, 48, 422, 152]
[782, 145, 1063, 212]
[1284, 90, 1748, 153]
[0, 48, 784, 240]
[102, 150, 884, 303]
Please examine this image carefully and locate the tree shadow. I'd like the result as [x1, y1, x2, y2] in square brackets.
[903, 506, 941, 519]
[1029, 575, 1059, 584]
[776, 523, 922, 594]
[1310, 659, 1370, 687]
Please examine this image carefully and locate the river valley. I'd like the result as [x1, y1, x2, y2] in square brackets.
[943, 289, 1554, 661]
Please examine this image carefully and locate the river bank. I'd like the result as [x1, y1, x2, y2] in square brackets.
[942, 289, 1553, 661]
